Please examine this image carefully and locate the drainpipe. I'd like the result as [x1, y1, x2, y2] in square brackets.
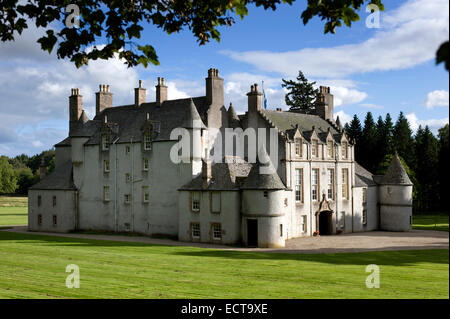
[351, 145, 354, 233]
[335, 144, 338, 233]
[308, 143, 313, 235]
[131, 136, 134, 233]
[112, 137, 120, 232]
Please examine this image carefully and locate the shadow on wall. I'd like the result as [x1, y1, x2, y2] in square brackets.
[0, 231, 447, 266]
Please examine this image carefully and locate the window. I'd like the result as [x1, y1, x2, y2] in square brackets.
[342, 168, 349, 199]
[295, 138, 302, 156]
[338, 211, 346, 229]
[341, 141, 348, 159]
[212, 223, 222, 240]
[191, 223, 200, 239]
[144, 132, 151, 150]
[103, 186, 110, 201]
[280, 224, 283, 237]
[37, 214, 42, 225]
[52, 195, 57, 207]
[327, 169, 334, 200]
[104, 160, 110, 173]
[125, 145, 131, 154]
[362, 188, 367, 204]
[211, 192, 221, 213]
[102, 134, 109, 151]
[363, 209, 367, 225]
[312, 169, 319, 201]
[125, 173, 131, 183]
[327, 140, 334, 158]
[38, 195, 42, 207]
[52, 215, 57, 226]
[143, 158, 149, 171]
[124, 194, 131, 204]
[295, 169, 303, 203]
[311, 139, 318, 157]
[263, 191, 268, 198]
[191, 192, 200, 212]
[301, 215, 307, 233]
[143, 186, 149, 203]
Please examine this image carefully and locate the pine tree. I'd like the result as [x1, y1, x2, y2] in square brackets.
[347, 115, 362, 144]
[438, 124, 449, 212]
[360, 112, 377, 172]
[393, 111, 415, 168]
[281, 71, 319, 112]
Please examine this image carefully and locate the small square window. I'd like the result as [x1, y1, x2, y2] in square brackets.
[37, 214, 42, 225]
[143, 186, 149, 203]
[52, 196, 57, 207]
[52, 215, 57, 226]
[125, 145, 131, 154]
[143, 158, 149, 171]
[104, 160, 110, 173]
[263, 191, 268, 198]
[124, 194, 131, 204]
[38, 195, 42, 207]
[125, 173, 131, 183]
[212, 223, 222, 240]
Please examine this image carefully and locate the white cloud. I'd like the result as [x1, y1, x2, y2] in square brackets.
[360, 103, 384, 109]
[425, 90, 449, 109]
[406, 112, 449, 133]
[334, 110, 352, 125]
[221, 0, 449, 78]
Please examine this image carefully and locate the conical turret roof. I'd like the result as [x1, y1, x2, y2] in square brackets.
[380, 153, 413, 185]
[79, 110, 89, 124]
[182, 99, 206, 129]
[228, 103, 241, 128]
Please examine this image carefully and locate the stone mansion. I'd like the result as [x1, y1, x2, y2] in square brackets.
[28, 68, 413, 248]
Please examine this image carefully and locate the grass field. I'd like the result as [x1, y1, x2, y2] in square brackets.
[0, 196, 28, 226]
[413, 214, 449, 232]
[0, 231, 448, 299]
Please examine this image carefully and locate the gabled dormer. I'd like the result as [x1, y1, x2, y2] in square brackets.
[324, 128, 335, 159]
[141, 112, 161, 152]
[308, 127, 320, 159]
[337, 133, 350, 160]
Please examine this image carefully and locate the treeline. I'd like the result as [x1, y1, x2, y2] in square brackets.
[0, 149, 55, 195]
[344, 112, 449, 213]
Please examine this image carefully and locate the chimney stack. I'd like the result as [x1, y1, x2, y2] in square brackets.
[315, 86, 334, 121]
[247, 83, 263, 113]
[156, 77, 168, 106]
[39, 158, 46, 179]
[96, 84, 112, 115]
[205, 68, 224, 107]
[135, 80, 146, 107]
[202, 159, 212, 188]
[69, 88, 83, 133]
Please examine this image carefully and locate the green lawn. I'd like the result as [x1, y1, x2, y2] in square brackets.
[0, 196, 27, 207]
[413, 214, 449, 232]
[0, 231, 447, 299]
[0, 196, 28, 226]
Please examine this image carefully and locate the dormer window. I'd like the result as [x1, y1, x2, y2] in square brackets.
[102, 134, 109, 151]
[144, 132, 151, 150]
[295, 138, 302, 157]
[327, 140, 334, 158]
[341, 141, 348, 159]
[311, 139, 318, 157]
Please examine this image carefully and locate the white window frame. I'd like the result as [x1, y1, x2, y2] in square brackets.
[191, 223, 200, 239]
[102, 135, 109, 151]
[103, 186, 110, 201]
[301, 215, 307, 233]
[104, 160, 110, 173]
[312, 168, 319, 201]
[295, 168, 303, 203]
[327, 140, 334, 158]
[143, 158, 149, 171]
[191, 192, 200, 212]
[342, 168, 349, 200]
[144, 132, 151, 150]
[212, 223, 222, 240]
[327, 169, 334, 200]
[311, 140, 318, 157]
[341, 141, 348, 159]
[295, 138, 302, 157]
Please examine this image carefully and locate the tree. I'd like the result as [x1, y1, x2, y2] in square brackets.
[281, 71, 318, 112]
[359, 112, 377, 172]
[0, 156, 18, 194]
[1, 0, 390, 68]
[346, 114, 362, 147]
[393, 111, 414, 168]
[14, 166, 38, 195]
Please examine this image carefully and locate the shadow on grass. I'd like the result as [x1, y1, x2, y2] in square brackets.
[0, 230, 448, 267]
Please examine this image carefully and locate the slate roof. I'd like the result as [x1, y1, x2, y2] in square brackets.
[355, 162, 376, 187]
[380, 153, 413, 185]
[241, 160, 286, 190]
[228, 104, 241, 128]
[29, 161, 76, 191]
[57, 96, 209, 147]
[180, 160, 252, 190]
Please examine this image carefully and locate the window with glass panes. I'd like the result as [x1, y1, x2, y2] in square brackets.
[295, 169, 303, 202]
[327, 169, 334, 200]
[312, 169, 319, 201]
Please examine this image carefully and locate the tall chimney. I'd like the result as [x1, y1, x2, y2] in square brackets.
[205, 68, 224, 107]
[69, 88, 83, 133]
[96, 84, 112, 115]
[247, 83, 263, 113]
[156, 77, 167, 106]
[135, 80, 146, 107]
[315, 86, 334, 121]
[39, 158, 46, 179]
[202, 159, 212, 189]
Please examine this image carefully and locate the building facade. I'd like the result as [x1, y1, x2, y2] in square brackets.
[28, 68, 413, 247]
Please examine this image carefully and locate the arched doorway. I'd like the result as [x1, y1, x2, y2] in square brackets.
[318, 211, 333, 235]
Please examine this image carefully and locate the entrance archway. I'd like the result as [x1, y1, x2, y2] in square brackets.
[318, 211, 333, 235]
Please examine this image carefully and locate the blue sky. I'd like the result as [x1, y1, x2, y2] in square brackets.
[0, 0, 448, 157]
